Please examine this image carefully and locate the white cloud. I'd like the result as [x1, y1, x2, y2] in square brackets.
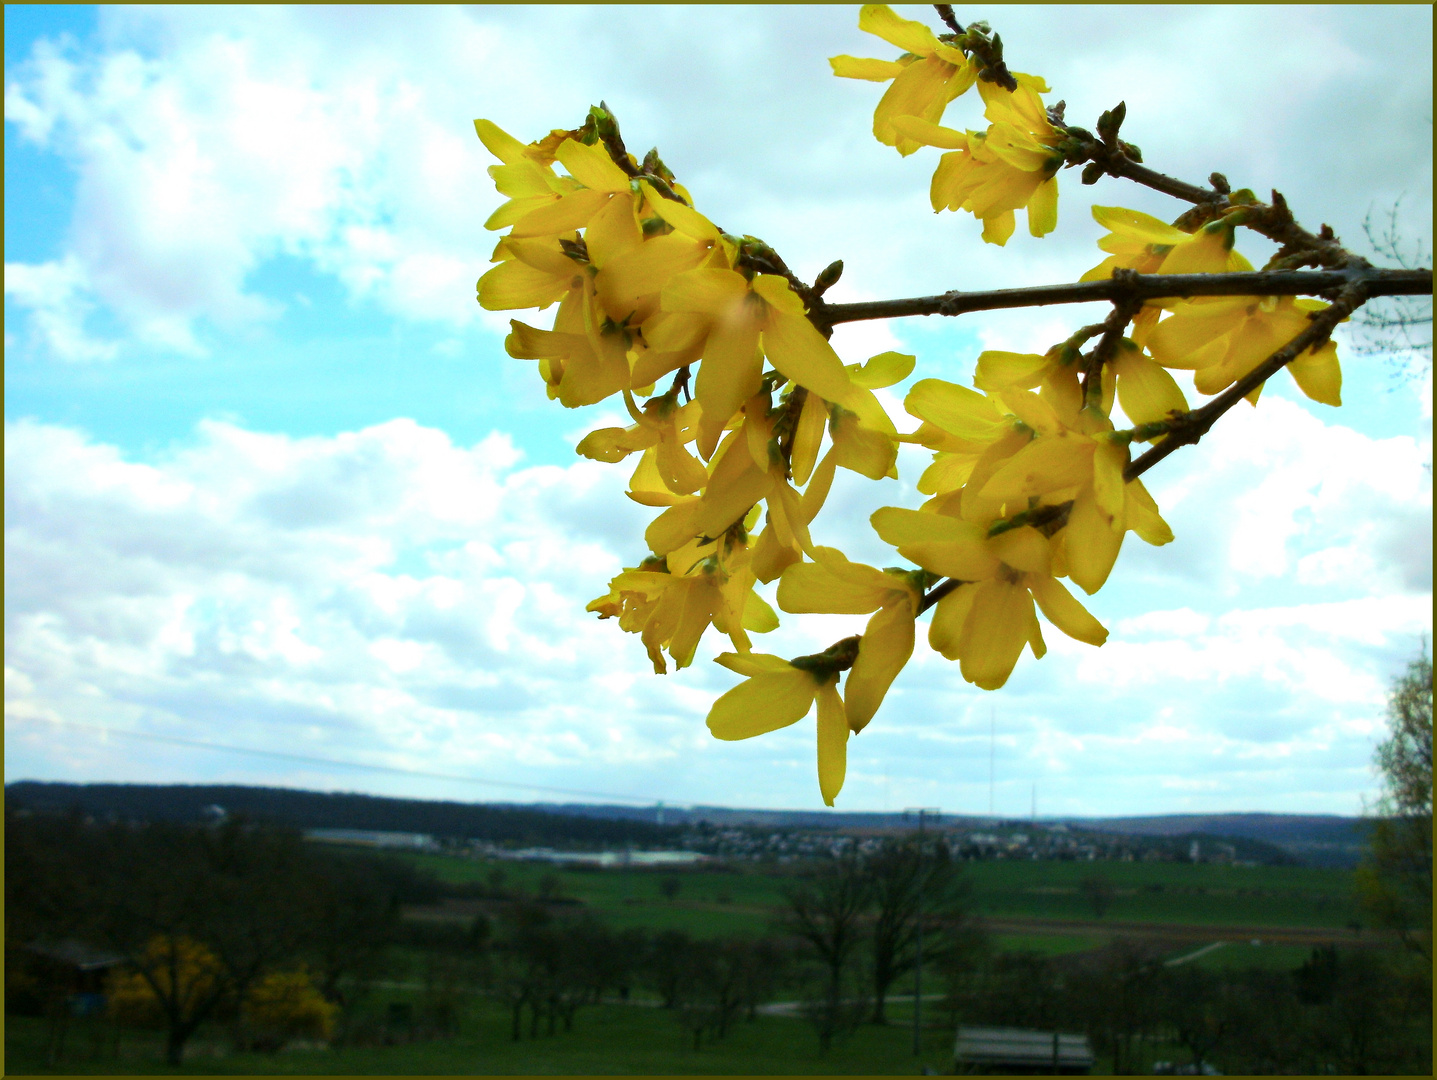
[5, 412, 1430, 814]
[4, 256, 118, 361]
[4, 5, 1428, 361]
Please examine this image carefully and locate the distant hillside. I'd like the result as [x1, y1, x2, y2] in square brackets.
[3, 782, 683, 848]
[4, 783, 1374, 868]
[1071, 813, 1372, 869]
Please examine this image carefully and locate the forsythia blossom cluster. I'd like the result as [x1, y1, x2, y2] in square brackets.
[472, 4, 1346, 806]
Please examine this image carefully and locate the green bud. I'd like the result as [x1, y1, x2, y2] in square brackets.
[642, 148, 675, 183]
[1081, 162, 1104, 185]
[789, 635, 862, 678]
[1096, 101, 1126, 145]
[814, 259, 844, 293]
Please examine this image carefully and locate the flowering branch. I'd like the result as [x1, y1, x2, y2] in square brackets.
[471, 2, 1437, 807]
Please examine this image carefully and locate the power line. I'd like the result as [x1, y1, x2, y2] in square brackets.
[9, 717, 666, 807]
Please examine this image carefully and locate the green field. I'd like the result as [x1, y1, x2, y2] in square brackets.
[392, 850, 1360, 938]
[4, 1000, 959, 1076]
[958, 859, 1360, 928]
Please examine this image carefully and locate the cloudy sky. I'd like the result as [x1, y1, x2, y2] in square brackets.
[5, 5, 1432, 819]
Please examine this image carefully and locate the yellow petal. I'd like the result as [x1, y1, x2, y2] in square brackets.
[639, 180, 722, 242]
[790, 390, 828, 486]
[875, 55, 957, 153]
[980, 433, 1095, 503]
[844, 600, 915, 733]
[999, 386, 1063, 436]
[1146, 300, 1248, 368]
[707, 669, 818, 740]
[741, 589, 780, 634]
[990, 525, 1050, 576]
[473, 118, 529, 165]
[753, 278, 856, 405]
[815, 677, 848, 806]
[1028, 575, 1108, 646]
[1113, 346, 1189, 429]
[576, 424, 655, 463]
[661, 266, 749, 315]
[1063, 487, 1124, 594]
[890, 114, 968, 150]
[1026, 175, 1059, 237]
[1124, 479, 1173, 546]
[850, 351, 917, 389]
[694, 311, 764, 461]
[1286, 340, 1342, 407]
[752, 520, 801, 583]
[508, 188, 613, 239]
[871, 508, 1001, 580]
[957, 579, 1032, 690]
[830, 54, 908, 81]
[667, 579, 721, 669]
[974, 350, 1051, 392]
[982, 209, 1017, 246]
[1092, 440, 1128, 524]
[904, 379, 1006, 441]
[1092, 205, 1188, 245]
[928, 582, 977, 660]
[858, 3, 939, 55]
[831, 411, 898, 480]
[715, 651, 794, 677]
[599, 233, 710, 317]
[555, 137, 633, 194]
[479, 261, 574, 311]
[777, 556, 891, 615]
[1156, 223, 1233, 276]
[917, 452, 978, 495]
[693, 453, 773, 541]
[800, 447, 838, 523]
[584, 193, 643, 267]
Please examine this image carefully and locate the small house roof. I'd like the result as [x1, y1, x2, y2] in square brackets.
[24, 940, 128, 971]
[955, 1025, 1095, 1069]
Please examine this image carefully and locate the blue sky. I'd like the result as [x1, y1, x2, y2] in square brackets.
[5, 5, 1432, 817]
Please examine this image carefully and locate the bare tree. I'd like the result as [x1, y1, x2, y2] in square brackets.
[783, 855, 872, 1053]
[1357, 647, 1433, 963]
[1351, 199, 1433, 384]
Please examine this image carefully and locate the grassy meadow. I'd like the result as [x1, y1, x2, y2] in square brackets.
[5, 1000, 958, 1076]
[397, 848, 1361, 938]
[7, 850, 1385, 1076]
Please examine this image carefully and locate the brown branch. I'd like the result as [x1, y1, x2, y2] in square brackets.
[917, 577, 966, 615]
[1082, 286, 1144, 408]
[815, 267, 1431, 330]
[1062, 133, 1369, 273]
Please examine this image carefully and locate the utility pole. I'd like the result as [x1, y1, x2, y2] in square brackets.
[904, 807, 941, 1057]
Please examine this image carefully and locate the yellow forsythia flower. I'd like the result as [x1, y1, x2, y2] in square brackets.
[1146, 295, 1343, 407]
[869, 514, 1106, 689]
[776, 547, 925, 733]
[893, 73, 1062, 244]
[830, 4, 978, 155]
[707, 651, 851, 806]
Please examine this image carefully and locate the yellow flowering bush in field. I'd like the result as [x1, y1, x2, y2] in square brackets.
[242, 968, 338, 1049]
[472, 4, 1431, 805]
[106, 935, 224, 1028]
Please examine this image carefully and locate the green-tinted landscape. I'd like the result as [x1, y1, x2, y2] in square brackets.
[8, 810, 1429, 1076]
